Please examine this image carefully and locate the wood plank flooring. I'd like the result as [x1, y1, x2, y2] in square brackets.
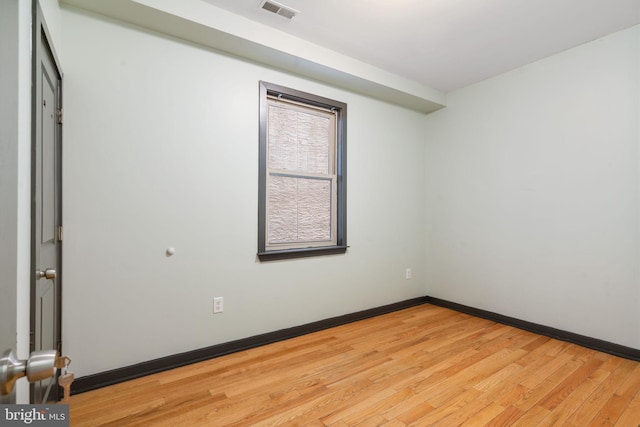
[69, 305, 640, 426]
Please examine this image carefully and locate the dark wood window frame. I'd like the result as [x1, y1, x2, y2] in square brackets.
[258, 81, 347, 261]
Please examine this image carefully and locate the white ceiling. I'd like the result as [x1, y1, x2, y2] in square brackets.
[202, 0, 640, 92]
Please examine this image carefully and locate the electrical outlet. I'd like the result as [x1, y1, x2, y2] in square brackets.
[405, 268, 412, 280]
[213, 297, 224, 314]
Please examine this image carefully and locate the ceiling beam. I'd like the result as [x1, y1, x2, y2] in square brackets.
[61, 0, 446, 113]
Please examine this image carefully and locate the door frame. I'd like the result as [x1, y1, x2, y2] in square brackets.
[30, 0, 63, 403]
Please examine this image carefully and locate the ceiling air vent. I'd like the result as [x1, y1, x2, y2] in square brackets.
[260, 0, 299, 19]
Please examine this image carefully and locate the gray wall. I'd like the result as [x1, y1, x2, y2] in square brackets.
[61, 8, 428, 378]
[424, 25, 640, 348]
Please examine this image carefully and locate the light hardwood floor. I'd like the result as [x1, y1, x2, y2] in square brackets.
[69, 305, 640, 426]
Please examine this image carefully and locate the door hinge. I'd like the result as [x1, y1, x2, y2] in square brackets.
[57, 225, 64, 242]
[56, 108, 63, 124]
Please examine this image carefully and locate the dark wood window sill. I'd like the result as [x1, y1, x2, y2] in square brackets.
[258, 246, 348, 261]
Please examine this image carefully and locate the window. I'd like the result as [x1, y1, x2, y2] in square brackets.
[258, 82, 347, 261]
